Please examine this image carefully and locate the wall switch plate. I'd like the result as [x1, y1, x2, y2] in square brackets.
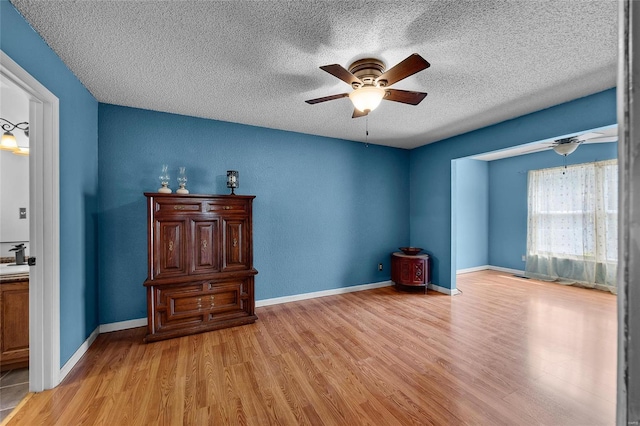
[19, 207, 27, 219]
[378, 263, 383, 271]
[522, 255, 526, 262]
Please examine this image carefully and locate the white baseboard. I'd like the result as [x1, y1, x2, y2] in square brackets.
[456, 265, 490, 274]
[58, 318, 148, 383]
[456, 265, 525, 275]
[427, 283, 461, 295]
[488, 265, 525, 275]
[59, 326, 100, 383]
[99, 318, 147, 333]
[256, 280, 393, 307]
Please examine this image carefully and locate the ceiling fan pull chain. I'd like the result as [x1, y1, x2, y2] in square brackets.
[365, 116, 369, 147]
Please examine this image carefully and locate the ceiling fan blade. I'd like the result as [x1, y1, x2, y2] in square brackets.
[579, 132, 604, 140]
[352, 109, 368, 118]
[384, 89, 428, 105]
[319, 64, 362, 86]
[585, 136, 618, 143]
[305, 93, 349, 105]
[377, 54, 430, 87]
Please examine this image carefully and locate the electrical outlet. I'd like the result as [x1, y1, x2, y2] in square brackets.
[378, 263, 383, 271]
[19, 207, 26, 219]
[521, 255, 526, 262]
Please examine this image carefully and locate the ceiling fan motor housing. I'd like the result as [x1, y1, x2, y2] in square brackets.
[555, 136, 580, 145]
[348, 58, 387, 88]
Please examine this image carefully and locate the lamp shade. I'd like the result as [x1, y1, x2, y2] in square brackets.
[552, 142, 579, 156]
[348, 86, 386, 112]
[1, 131, 18, 151]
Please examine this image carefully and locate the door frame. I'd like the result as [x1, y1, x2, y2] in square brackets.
[617, 1, 640, 423]
[1, 50, 60, 391]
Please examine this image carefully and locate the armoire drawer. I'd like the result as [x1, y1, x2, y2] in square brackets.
[147, 279, 255, 340]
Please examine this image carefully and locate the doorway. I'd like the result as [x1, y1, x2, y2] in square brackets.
[0, 72, 31, 420]
[0, 50, 60, 393]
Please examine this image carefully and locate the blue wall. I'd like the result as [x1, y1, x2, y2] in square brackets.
[410, 88, 617, 291]
[1, 1, 100, 366]
[97, 104, 410, 324]
[488, 142, 618, 271]
[453, 158, 488, 269]
[1, 0, 619, 365]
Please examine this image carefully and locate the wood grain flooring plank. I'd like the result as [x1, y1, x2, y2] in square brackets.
[6, 271, 616, 425]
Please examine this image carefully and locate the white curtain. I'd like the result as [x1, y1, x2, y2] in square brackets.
[525, 159, 617, 293]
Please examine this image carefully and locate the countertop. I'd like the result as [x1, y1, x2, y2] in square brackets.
[0, 259, 29, 284]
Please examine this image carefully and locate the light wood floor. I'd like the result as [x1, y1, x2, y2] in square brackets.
[6, 270, 616, 425]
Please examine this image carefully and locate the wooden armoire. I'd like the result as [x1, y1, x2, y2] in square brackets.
[143, 193, 257, 342]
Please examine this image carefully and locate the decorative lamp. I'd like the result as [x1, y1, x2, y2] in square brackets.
[158, 164, 172, 193]
[348, 86, 386, 113]
[176, 166, 189, 194]
[0, 118, 28, 152]
[226, 170, 238, 195]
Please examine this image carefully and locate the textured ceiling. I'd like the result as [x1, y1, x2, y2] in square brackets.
[10, 0, 618, 149]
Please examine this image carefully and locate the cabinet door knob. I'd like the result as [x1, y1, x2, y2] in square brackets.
[223, 206, 231, 210]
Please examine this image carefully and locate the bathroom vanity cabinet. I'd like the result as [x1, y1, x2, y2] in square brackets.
[0, 278, 29, 371]
[143, 193, 257, 342]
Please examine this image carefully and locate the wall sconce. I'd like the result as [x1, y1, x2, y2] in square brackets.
[1, 118, 29, 154]
[227, 170, 238, 195]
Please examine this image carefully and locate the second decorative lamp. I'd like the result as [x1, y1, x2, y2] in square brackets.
[177, 167, 189, 194]
[226, 170, 238, 195]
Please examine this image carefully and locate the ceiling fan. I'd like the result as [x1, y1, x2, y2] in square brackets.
[305, 53, 430, 118]
[550, 130, 618, 156]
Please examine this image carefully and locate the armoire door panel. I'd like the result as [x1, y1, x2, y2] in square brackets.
[223, 218, 249, 271]
[191, 219, 220, 274]
[155, 220, 187, 278]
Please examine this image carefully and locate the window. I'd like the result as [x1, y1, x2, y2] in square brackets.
[526, 159, 617, 292]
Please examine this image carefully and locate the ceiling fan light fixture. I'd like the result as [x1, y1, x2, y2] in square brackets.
[349, 86, 386, 113]
[552, 142, 579, 156]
